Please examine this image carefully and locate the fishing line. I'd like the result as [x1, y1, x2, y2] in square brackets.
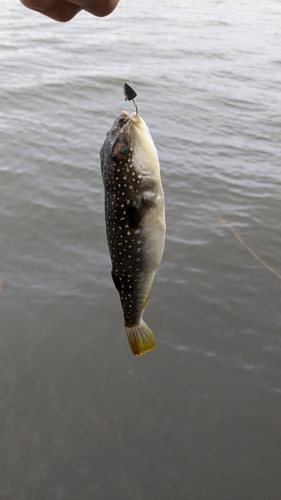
[104, 82, 138, 117]
[129, 0, 133, 87]
[218, 217, 281, 281]
[104, 0, 138, 117]
[104, 99, 125, 118]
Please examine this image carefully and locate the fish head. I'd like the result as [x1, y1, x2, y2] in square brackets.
[100, 111, 132, 163]
[100, 111, 158, 169]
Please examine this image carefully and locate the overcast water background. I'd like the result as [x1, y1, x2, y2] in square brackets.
[1, 0, 281, 499]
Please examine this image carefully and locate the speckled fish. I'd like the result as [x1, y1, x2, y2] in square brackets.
[100, 111, 165, 355]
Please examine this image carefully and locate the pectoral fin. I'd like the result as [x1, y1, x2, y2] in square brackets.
[139, 192, 164, 226]
[127, 192, 164, 228]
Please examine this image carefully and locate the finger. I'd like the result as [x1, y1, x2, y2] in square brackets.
[20, 0, 82, 21]
[20, 0, 57, 11]
[21, 0, 121, 19]
[66, 0, 95, 5]
[84, 0, 121, 17]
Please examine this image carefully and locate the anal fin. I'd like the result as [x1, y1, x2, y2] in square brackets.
[111, 270, 121, 292]
[142, 283, 153, 310]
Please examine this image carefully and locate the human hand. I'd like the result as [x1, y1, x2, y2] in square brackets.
[20, 0, 121, 22]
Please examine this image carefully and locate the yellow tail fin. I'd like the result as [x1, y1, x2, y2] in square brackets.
[125, 319, 156, 356]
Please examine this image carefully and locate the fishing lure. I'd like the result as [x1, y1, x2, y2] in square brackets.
[123, 82, 138, 114]
[105, 83, 138, 118]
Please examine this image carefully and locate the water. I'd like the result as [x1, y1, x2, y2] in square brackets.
[1, 1, 281, 498]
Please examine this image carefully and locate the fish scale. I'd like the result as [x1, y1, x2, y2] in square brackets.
[100, 111, 165, 355]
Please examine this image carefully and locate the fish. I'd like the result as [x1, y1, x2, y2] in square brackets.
[100, 110, 165, 355]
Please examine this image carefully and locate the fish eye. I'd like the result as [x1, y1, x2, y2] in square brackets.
[113, 142, 128, 159]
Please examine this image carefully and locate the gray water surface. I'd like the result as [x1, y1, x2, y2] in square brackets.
[1, 1, 281, 499]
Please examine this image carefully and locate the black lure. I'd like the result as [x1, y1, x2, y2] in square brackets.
[123, 82, 137, 101]
[123, 83, 138, 114]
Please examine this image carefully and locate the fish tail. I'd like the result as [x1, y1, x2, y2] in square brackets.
[125, 319, 156, 356]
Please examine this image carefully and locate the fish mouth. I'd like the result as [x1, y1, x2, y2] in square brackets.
[115, 110, 140, 128]
[108, 111, 130, 137]
[127, 111, 141, 126]
[117, 109, 140, 124]
[108, 111, 141, 144]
